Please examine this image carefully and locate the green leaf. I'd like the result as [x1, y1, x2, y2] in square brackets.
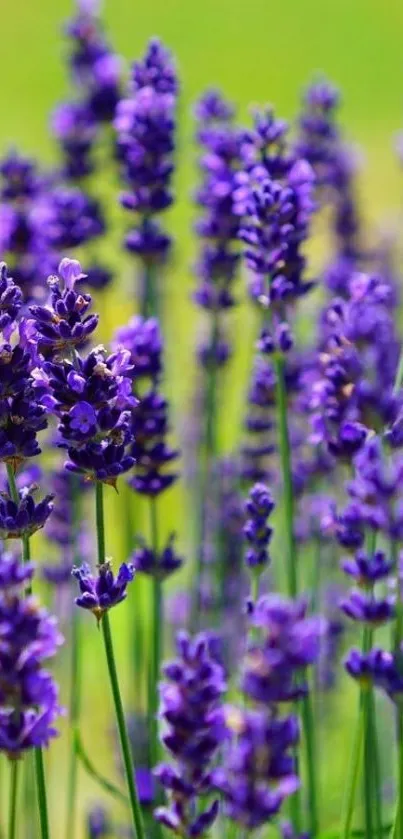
[74, 727, 129, 807]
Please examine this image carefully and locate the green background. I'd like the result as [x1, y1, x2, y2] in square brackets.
[1, 0, 403, 834]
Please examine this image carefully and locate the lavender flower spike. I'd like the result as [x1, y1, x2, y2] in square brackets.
[72, 560, 135, 623]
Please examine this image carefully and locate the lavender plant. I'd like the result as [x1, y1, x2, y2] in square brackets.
[3, 4, 403, 839]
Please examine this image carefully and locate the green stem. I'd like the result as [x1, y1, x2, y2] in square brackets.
[34, 749, 50, 839]
[65, 484, 82, 839]
[8, 762, 18, 839]
[301, 693, 318, 837]
[95, 482, 145, 839]
[65, 609, 81, 839]
[191, 310, 220, 629]
[140, 262, 157, 320]
[149, 497, 162, 770]
[341, 708, 365, 839]
[273, 355, 297, 598]
[273, 354, 319, 833]
[362, 687, 374, 839]
[393, 346, 403, 396]
[391, 713, 403, 839]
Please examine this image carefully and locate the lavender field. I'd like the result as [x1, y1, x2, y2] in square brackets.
[1, 0, 403, 837]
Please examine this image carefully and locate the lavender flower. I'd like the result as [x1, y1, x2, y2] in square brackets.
[213, 706, 299, 828]
[30, 258, 98, 356]
[51, 100, 97, 181]
[243, 483, 275, 568]
[64, 0, 122, 123]
[72, 560, 134, 622]
[154, 631, 226, 837]
[115, 40, 178, 271]
[0, 263, 23, 334]
[132, 534, 183, 580]
[0, 486, 54, 540]
[0, 565, 63, 756]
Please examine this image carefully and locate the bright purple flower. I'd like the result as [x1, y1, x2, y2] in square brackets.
[131, 38, 178, 95]
[72, 560, 135, 622]
[129, 390, 179, 496]
[0, 581, 63, 757]
[30, 261, 98, 356]
[86, 805, 112, 838]
[154, 631, 226, 837]
[0, 487, 54, 540]
[340, 591, 394, 625]
[212, 706, 299, 829]
[115, 42, 178, 273]
[341, 550, 392, 586]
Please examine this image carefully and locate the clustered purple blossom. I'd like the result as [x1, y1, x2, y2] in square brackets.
[133, 534, 183, 581]
[32, 258, 136, 485]
[115, 39, 178, 275]
[72, 559, 135, 623]
[154, 631, 226, 837]
[64, 0, 122, 125]
[243, 482, 275, 569]
[0, 486, 54, 540]
[213, 595, 324, 828]
[0, 555, 63, 756]
[0, 152, 47, 300]
[193, 90, 244, 369]
[113, 314, 179, 496]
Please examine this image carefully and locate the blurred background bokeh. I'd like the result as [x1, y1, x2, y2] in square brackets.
[1, 0, 403, 834]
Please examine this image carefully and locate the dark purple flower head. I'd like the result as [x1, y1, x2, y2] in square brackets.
[340, 591, 394, 626]
[72, 560, 135, 622]
[129, 390, 179, 497]
[52, 100, 97, 180]
[64, 1, 122, 123]
[154, 631, 226, 837]
[133, 533, 183, 581]
[0, 150, 42, 201]
[194, 90, 234, 122]
[0, 586, 63, 757]
[212, 706, 299, 829]
[341, 550, 392, 586]
[0, 487, 53, 540]
[30, 259, 97, 356]
[131, 38, 178, 95]
[236, 160, 315, 308]
[345, 647, 403, 700]
[0, 325, 48, 468]
[243, 483, 275, 569]
[37, 187, 105, 251]
[241, 107, 292, 181]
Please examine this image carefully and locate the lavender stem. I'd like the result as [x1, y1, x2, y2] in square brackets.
[149, 497, 162, 772]
[95, 482, 145, 839]
[273, 355, 318, 835]
[8, 762, 18, 839]
[6, 464, 50, 839]
[65, 485, 82, 839]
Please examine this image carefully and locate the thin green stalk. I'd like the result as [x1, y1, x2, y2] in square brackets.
[34, 749, 50, 839]
[273, 354, 318, 834]
[7, 464, 50, 838]
[273, 355, 297, 598]
[191, 310, 220, 629]
[341, 708, 365, 839]
[95, 482, 145, 839]
[301, 693, 318, 837]
[65, 484, 82, 839]
[140, 262, 157, 320]
[362, 688, 374, 839]
[149, 497, 162, 770]
[8, 762, 18, 839]
[391, 713, 403, 839]
[65, 609, 81, 839]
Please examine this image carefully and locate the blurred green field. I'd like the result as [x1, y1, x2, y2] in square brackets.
[1, 0, 403, 835]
